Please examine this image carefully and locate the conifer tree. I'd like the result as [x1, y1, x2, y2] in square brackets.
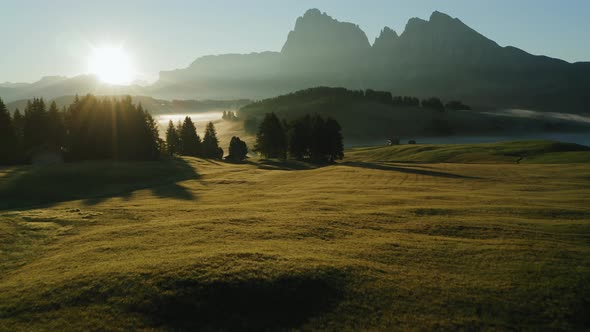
[324, 117, 344, 161]
[0, 98, 17, 164]
[144, 111, 161, 160]
[165, 120, 181, 154]
[287, 115, 311, 160]
[23, 98, 49, 151]
[254, 112, 287, 159]
[202, 121, 222, 159]
[179, 116, 201, 156]
[47, 101, 65, 148]
[12, 108, 24, 160]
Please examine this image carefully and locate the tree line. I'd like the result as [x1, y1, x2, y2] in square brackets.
[243, 87, 471, 112]
[165, 118, 224, 159]
[0, 95, 160, 165]
[0, 94, 253, 166]
[164, 116, 249, 162]
[254, 113, 343, 162]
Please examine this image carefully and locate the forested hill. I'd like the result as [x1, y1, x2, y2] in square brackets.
[239, 87, 590, 144]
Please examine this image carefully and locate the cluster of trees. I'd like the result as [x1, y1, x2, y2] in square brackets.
[421, 97, 446, 112]
[254, 113, 343, 162]
[0, 95, 160, 165]
[392, 96, 421, 107]
[221, 110, 239, 121]
[445, 100, 472, 111]
[165, 118, 223, 159]
[421, 98, 472, 112]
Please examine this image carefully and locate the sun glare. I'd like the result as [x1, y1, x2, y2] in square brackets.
[88, 46, 135, 85]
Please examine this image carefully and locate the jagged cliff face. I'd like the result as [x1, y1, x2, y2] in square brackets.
[372, 27, 399, 52]
[281, 9, 370, 57]
[280, 9, 371, 76]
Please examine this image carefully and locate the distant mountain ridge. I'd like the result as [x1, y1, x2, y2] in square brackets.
[151, 9, 588, 112]
[2, 9, 589, 113]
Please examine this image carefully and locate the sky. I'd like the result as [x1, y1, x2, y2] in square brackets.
[1, 0, 589, 83]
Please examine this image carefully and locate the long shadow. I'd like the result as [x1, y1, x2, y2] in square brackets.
[251, 159, 332, 171]
[374, 161, 438, 169]
[341, 161, 479, 179]
[141, 268, 349, 331]
[0, 158, 199, 211]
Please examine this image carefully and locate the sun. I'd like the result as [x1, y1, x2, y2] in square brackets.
[88, 46, 135, 85]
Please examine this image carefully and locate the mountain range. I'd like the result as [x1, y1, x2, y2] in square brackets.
[1, 9, 589, 113]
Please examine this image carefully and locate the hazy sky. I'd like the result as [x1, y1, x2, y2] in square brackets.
[1, 0, 589, 83]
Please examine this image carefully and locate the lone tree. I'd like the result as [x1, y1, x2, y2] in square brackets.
[202, 121, 223, 159]
[179, 116, 201, 156]
[165, 120, 181, 154]
[227, 136, 248, 161]
[255, 112, 287, 159]
[0, 98, 17, 164]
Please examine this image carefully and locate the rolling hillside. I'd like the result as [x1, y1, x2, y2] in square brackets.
[1, 143, 590, 330]
[239, 87, 590, 143]
[346, 141, 590, 164]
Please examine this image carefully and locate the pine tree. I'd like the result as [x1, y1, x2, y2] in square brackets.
[309, 115, 328, 161]
[143, 111, 161, 160]
[47, 101, 65, 148]
[23, 98, 49, 151]
[179, 116, 201, 156]
[324, 117, 344, 161]
[0, 98, 17, 164]
[12, 108, 24, 162]
[202, 121, 221, 159]
[254, 112, 287, 159]
[287, 115, 312, 160]
[165, 120, 181, 154]
[12, 108, 24, 143]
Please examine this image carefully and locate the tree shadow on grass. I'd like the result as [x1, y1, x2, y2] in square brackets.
[0, 158, 199, 211]
[341, 161, 480, 179]
[141, 268, 349, 331]
[251, 159, 332, 171]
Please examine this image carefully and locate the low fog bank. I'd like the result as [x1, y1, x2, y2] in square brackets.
[485, 109, 590, 125]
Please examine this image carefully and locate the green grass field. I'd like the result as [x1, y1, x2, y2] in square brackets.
[1, 141, 590, 330]
[347, 140, 590, 164]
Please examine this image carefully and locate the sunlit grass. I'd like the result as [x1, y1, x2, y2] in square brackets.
[1, 144, 589, 330]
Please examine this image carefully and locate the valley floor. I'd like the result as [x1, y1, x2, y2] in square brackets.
[1, 156, 590, 330]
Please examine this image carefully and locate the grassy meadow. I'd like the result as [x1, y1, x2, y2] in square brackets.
[1, 141, 590, 330]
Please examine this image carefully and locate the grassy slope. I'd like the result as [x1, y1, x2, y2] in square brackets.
[1, 148, 590, 330]
[346, 140, 590, 164]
